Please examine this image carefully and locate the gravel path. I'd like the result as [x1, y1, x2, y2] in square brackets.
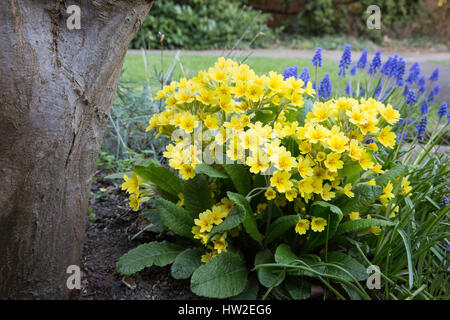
[128, 49, 450, 104]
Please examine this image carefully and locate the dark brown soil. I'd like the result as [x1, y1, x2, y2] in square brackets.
[76, 176, 199, 300]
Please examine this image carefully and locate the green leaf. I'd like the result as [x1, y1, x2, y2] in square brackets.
[155, 198, 194, 238]
[230, 274, 259, 300]
[190, 251, 248, 298]
[336, 218, 395, 235]
[397, 229, 414, 290]
[312, 201, 343, 217]
[338, 163, 363, 185]
[209, 205, 245, 236]
[274, 243, 298, 265]
[117, 241, 183, 275]
[184, 174, 213, 216]
[326, 251, 368, 281]
[285, 276, 311, 300]
[264, 215, 298, 246]
[171, 248, 204, 280]
[195, 163, 229, 178]
[338, 184, 383, 215]
[227, 191, 262, 244]
[376, 165, 407, 187]
[255, 249, 285, 288]
[296, 98, 313, 126]
[222, 164, 252, 196]
[135, 163, 183, 197]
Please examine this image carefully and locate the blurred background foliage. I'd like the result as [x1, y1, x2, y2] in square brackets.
[130, 0, 449, 50]
[131, 0, 276, 49]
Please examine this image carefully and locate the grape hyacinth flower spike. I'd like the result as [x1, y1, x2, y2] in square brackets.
[338, 44, 352, 78]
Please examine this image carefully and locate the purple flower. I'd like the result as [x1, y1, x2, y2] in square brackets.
[420, 99, 429, 114]
[432, 83, 441, 96]
[396, 132, 407, 144]
[415, 115, 428, 140]
[356, 49, 368, 69]
[406, 62, 421, 85]
[394, 57, 406, 85]
[405, 89, 416, 105]
[318, 73, 332, 99]
[368, 51, 382, 75]
[312, 48, 322, 67]
[350, 65, 357, 76]
[283, 65, 298, 80]
[299, 67, 310, 86]
[345, 81, 352, 95]
[429, 67, 439, 82]
[417, 75, 426, 94]
[338, 44, 352, 78]
[438, 102, 447, 118]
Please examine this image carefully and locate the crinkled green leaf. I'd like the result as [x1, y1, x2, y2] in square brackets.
[195, 163, 229, 178]
[135, 163, 183, 197]
[222, 164, 252, 196]
[255, 249, 285, 288]
[227, 191, 262, 244]
[190, 251, 247, 298]
[376, 165, 407, 187]
[338, 184, 383, 215]
[117, 241, 183, 275]
[171, 248, 204, 279]
[264, 215, 298, 246]
[336, 218, 395, 235]
[184, 174, 213, 216]
[155, 198, 194, 238]
[209, 205, 245, 236]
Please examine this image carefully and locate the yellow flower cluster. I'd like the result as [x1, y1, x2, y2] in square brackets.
[191, 198, 235, 262]
[122, 173, 143, 211]
[144, 57, 404, 238]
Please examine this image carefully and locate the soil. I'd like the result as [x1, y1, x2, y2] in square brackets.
[75, 173, 198, 300]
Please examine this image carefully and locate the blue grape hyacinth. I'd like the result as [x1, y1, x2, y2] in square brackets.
[283, 65, 298, 80]
[312, 48, 322, 67]
[429, 67, 439, 82]
[338, 44, 352, 78]
[405, 89, 416, 105]
[368, 51, 382, 75]
[318, 73, 332, 99]
[438, 102, 447, 118]
[416, 115, 428, 140]
[356, 49, 368, 69]
[420, 99, 429, 114]
[299, 67, 310, 87]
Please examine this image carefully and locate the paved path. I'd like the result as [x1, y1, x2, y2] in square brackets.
[128, 49, 450, 104]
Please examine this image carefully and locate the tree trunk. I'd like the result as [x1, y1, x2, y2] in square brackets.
[0, 0, 153, 299]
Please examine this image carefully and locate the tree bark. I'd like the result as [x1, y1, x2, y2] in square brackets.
[0, 0, 153, 299]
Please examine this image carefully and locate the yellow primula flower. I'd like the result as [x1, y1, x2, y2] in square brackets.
[378, 126, 396, 149]
[285, 188, 298, 202]
[320, 183, 336, 201]
[295, 219, 310, 235]
[122, 173, 143, 194]
[270, 170, 293, 193]
[349, 211, 360, 221]
[194, 210, 214, 233]
[324, 152, 344, 172]
[311, 217, 327, 232]
[265, 188, 277, 200]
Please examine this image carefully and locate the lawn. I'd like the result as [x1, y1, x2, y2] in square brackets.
[121, 53, 340, 85]
[427, 60, 450, 66]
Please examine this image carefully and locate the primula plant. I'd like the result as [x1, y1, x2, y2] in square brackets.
[117, 49, 449, 300]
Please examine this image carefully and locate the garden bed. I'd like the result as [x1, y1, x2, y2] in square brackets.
[77, 177, 197, 300]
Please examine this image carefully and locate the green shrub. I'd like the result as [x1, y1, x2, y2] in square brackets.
[281, 0, 426, 41]
[131, 0, 275, 49]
